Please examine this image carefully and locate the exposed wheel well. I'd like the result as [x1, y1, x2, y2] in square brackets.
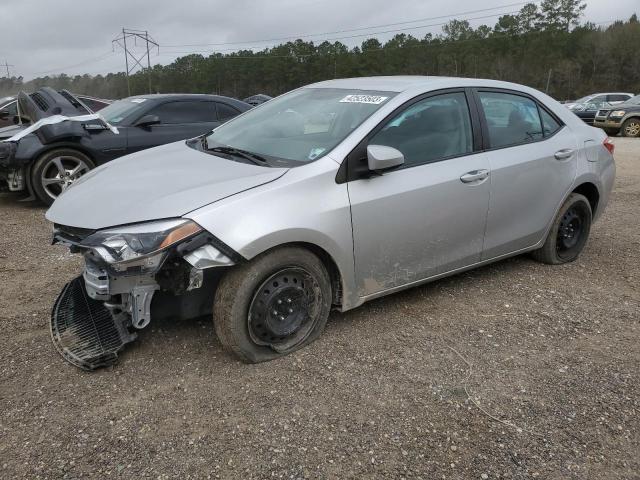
[259, 242, 343, 307]
[573, 182, 599, 215]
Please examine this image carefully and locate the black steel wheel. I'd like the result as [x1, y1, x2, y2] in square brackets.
[532, 193, 592, 265]
[214, 247, 332, 363]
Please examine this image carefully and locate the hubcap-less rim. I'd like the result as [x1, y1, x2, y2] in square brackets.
[625, 121, 640, 137]
[41, 156, 90, 200]
[248, 267, 320, 352]
[556, 207, 583, 255]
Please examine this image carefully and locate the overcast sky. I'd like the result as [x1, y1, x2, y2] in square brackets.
[0, 0, 637, 80]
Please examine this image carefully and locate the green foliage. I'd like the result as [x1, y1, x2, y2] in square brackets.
[0, 3, 637, 102]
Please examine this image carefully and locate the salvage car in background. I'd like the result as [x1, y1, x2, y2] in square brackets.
[571, 101, 609, 126]
[593, 94, 640, 137]
[0, 93, 250, 204]
[0, 88, 111, 130]
[243, 94, 273, 106]
[45, 76, 615, 370]
[564, 92, 634, 111]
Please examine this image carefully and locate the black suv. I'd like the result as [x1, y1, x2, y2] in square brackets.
[0, 93, 250, 204]
[593, 94, 640, 137]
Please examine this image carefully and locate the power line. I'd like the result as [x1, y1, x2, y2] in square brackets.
[157, 9, 522, 57]
[161, 2, 534, 49]
[113, 28, 159, 95]
[1, 60, 14, 77]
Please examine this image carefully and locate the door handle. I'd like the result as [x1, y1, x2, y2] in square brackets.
[554, 148, 574, 160]
[460, 169, 489, 183]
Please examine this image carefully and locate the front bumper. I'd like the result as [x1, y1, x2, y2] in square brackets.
[593, 118, 623, 130]
[51, 229, 237, 370]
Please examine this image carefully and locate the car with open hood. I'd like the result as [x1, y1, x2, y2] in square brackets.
[0, 87, 111, 133]
[0, 93, 250, 203]
[45, 76, 615, 370]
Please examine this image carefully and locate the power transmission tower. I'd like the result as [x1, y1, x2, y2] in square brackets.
[112, 29, 159, 96]
[1, 60, 14, 78]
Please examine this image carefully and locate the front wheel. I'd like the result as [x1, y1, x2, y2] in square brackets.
[621, 118, 640, 138]
[532, 193, 592, 265]
[31, 149, 95, 205]
[213, 247, 332, 363]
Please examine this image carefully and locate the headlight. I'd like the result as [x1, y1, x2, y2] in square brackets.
[610, 110, 626, 117]
[81, 219, 202, 271]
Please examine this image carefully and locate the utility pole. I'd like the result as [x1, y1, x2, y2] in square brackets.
[1, 60, 14, 78]
[112, 29, 159, 95]
[545, 68, 553, 94]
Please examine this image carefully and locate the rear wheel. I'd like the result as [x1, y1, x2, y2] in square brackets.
[603, 128, 619, 136]
[213, 247, 332, 363]
[532, 193, 592, 265]
[621, 118, 640, 138]
[32, 149, 94, 205]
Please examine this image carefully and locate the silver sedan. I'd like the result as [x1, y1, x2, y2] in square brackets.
[46, 76, 616, 369]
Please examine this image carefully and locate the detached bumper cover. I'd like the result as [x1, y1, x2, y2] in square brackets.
[51, 276, 137, 370]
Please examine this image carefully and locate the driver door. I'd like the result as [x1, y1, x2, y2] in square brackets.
[347, 90, 491, 297]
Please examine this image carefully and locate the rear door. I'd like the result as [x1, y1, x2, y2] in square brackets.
[126, 100, 219, 154]
[474, 89, 577, 259]
[347, 89, 491, 296]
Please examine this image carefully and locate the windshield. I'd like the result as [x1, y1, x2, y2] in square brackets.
[205, 88, 395, 164]
[99, 99, 147, 125]
[573, 95, 592, 104]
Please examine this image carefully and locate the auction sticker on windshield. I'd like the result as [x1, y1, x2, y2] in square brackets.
[339, 95, 388, 104]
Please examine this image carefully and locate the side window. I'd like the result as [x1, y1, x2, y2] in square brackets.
[5, 101, 18, 115]
[216, 103, 241, 122]
[478, 91, 543, 148]
[539, 109, 561, 137]
[148, 101, 215, 124]
[369, 92, 473, 166]
[608, 94, 629, 102]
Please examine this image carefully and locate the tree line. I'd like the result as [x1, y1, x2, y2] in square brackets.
[1, 1, 638, 102]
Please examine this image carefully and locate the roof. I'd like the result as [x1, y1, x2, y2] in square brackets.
[127, 93, 238, 102]
[307, 76, 453, 92]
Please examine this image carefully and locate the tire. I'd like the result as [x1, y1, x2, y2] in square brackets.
[603, 128, 619, 137]
[31, 149, 95, 205]
[213, 247, 332, 363]
[532, 193, 592, 265]
[621, 117, 640, 138]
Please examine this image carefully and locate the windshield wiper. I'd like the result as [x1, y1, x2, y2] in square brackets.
[208, 145, 270, 166]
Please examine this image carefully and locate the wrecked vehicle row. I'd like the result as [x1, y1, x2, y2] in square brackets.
[45, 77, 615, 370]
[0, 90, 250, 204]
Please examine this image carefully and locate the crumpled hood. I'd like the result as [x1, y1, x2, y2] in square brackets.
[0, 124, 26, 140]
[46, 140, 288, 229]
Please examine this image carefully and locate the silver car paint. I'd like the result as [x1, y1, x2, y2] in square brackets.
[45, 140, 288, 229]
[47, 76, 615, 312]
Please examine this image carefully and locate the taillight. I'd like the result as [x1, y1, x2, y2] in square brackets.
[603, 137, 615, 155]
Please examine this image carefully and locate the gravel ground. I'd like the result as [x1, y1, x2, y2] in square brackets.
[0, 139, 638, 479]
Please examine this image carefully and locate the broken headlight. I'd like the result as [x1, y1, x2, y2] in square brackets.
[81, 219, 202, 272]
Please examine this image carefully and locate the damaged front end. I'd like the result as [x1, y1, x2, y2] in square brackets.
[51, 219, 237, 370]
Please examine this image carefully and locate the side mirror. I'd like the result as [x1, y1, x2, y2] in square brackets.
[134, 114, 161, 128]
[367, 145, 404, 172]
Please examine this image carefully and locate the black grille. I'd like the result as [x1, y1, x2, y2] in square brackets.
[51, 276, 137, 370]
[30, 92, 49, 111]
[54, 224, 95, 243]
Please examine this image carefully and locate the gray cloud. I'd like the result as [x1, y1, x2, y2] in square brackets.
[0, 0, 636, 80]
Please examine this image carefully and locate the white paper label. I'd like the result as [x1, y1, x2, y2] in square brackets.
[339, 95, 388, 105]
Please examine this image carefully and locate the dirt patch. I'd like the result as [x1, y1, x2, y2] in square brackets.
[0, 139, 638, 479]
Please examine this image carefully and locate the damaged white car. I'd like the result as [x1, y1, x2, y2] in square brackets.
[47, 77, 615, 370]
